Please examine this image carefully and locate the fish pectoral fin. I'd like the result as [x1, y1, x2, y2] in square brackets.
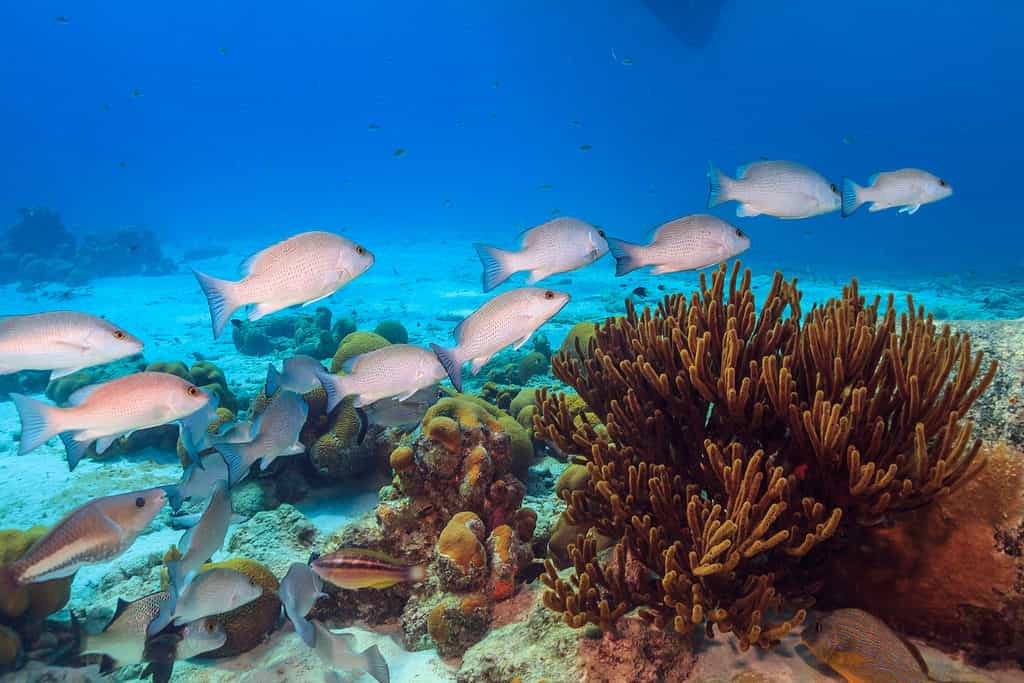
[94, 433, 125, 454]
[512, 333, 534, 351]
[49, 366, 85, 379]
[284, 442, 306, 456]
[396, 388, 418, 402]
[868, 202, 890, 212]
[525, 269, 552, 285]
[736, 204, 760, 217]
[52, 340, 90, 351]
[650, 265, 679, 275]
[248, 302, 288, 321]
[469, 354, 495, 374]
[899, 204, 921, 215]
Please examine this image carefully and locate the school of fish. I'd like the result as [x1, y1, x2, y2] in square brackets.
[0, 160, 951, 681]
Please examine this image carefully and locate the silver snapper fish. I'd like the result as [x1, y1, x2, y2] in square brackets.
[472, 217, 609, 292]
[841, 168, 952, 217]
[175, 617, 227, 660]
[167, 481, 232, 595]
[177, 390, 220, 465]
[165, 451, 232, 511]
[0, 487, 167, 590]
[607, 214, 750, 276]
[80, 591, 176, 665]
[213, 390, 307, 483]
[266, 354, 326, 396]
[430, 288, 569, 392]
[311, 620, 390, 683]
[0, 311, 143, 379]
[171, 567, 262, 626]
[279, 562, 327, 647]
[10, 371, 211, 470]
[192, 231, 375, 338]
[353, 385, 442, 445]
[317, 344, 446, 412]
[707, 160, 841, 218]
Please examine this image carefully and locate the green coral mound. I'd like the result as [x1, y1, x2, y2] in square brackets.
[374, 319, 409, 344]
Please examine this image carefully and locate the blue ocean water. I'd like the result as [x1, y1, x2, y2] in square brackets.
[1, 2, 1024, 682]
[2, 1, 1021, 280]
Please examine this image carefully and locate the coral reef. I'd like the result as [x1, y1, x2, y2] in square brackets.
[0, 371, 49, 402]
[0, 208, 173, 286]
[373, 319, 409, 344]
[317, 392, 537, 657]
[230, 307, 352, 359]
[225, 504, 322, 579]
[0, 526, 74, 671]
[535, 262, 997, 650]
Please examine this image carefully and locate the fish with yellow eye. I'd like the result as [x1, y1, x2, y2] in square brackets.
[802, 609, 988, 683]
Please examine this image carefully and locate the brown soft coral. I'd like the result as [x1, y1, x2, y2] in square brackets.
[536, 262, 996, 650]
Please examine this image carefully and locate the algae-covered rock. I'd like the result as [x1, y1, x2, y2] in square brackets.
[0, 624, 21, 669]
[231, 306, 343, 359]
[373, 319, 409, 344]
[226, 504, 321, 579]
[0, 527, 74, 621]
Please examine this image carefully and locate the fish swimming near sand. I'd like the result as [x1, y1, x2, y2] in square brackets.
[79, 591, 176, 665]
[166, 481, 232, 596]
[472, 217, 608, 291]
[192, 231, 374, 338]
[430, 288, 569, 392]
[803, 608, 940, 683]
[316, 344, 446, 413]
[171, 567, 263, 626]
[212, 390, 308, 483]
[174, 616, 227, 660]
[0, 487, 167, 591]
[165, 451, 232, 512]
[707, 160, 841, 218]
[311, 549, 427, 590]
[265, 354, 327, 396]
[311, 620, 390, 683]
[841, 169, 952, 217]
[607, 214, 750, 276]
[10, 371, 212, 470]
[0, 311, 143, 379]
[279, 562, 327, 647]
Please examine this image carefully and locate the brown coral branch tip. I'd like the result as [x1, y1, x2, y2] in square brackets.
[534, 260, 996, 648]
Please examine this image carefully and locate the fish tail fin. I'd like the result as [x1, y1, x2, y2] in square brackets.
[407, 563, 428, 583]
[361, 644, 391, 683]
[316, 369, 349, 413]
[10, 393, 63, 456]
[473, 243, 518, 292]
[706, 162, 734, 208]
[293, 614, 316, 647]
[841, 177, 865, 217]
[163, 484, 184, 512]
[191, 269, 242, 339]
[214, 441, 250, 485]
[429, 344, 463, 393]
[265, 363, 283, 396]
[355, 407, 369, 445]
[605, 238, 646, 276]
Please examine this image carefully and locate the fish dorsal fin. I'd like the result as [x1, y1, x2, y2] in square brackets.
[341, 353, 365, 374]
[67, 382, 104, 406]
[451, 317, 468, 343]
[336, 548, 404, 565]
[868, 172, 881, 186]
[239, 243, 280, 277]
[735, 163, 753, 179]
[107, 597, 132, 628]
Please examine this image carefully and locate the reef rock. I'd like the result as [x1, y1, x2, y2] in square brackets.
[826, 440, 1024, 660]
[226, 504, 321, 578]
[231, 306, 352, 359]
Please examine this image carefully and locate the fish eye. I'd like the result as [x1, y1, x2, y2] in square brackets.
[829, 183, 838, 193]
[544, 290, 554, 299]
[135, 496, 145, 508]
[112, 329, 127, 340]
[206, 621, 216, 632]
[187, 385, 200, 397]
[735, 228, 744, 238]
[815, 622, 823, 633]
[597, 229, 605, 238]
[938, 178, 947, 187]
[356, 245, 365, 255]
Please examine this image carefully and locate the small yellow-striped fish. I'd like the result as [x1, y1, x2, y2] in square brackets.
[311, 549, 426, 590]
[803, 609, 936, 683]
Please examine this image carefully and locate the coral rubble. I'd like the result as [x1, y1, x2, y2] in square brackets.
[535, 262, 997, 650]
